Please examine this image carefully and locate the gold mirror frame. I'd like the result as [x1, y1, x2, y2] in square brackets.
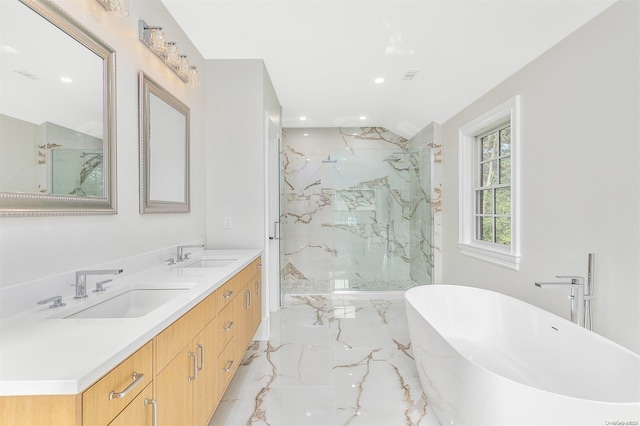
[0, 0, 117, 217]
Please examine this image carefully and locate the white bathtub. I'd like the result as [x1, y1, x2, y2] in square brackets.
[405, 285, 640, 425]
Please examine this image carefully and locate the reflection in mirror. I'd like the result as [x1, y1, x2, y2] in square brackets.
[139, 72, 190, 213]
[0, 0, 116, 216]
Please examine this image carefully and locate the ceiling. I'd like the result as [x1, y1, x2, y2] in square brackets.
[161, 0, 616, 139]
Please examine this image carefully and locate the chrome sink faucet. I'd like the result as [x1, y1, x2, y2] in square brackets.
[176, 244, 204, 262]
[74, 269, 123, 299]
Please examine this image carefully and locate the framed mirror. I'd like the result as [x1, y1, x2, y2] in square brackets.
[0, 0, 117, 216]
[139, 72, 190, 213]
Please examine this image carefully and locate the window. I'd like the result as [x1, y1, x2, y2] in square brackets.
[459, 96, 520, 270]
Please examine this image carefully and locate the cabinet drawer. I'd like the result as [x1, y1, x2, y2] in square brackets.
[247, 257, 262, 281]
[213, 299, 236, 356]
[215, 338, 237, 399]
[215, 275, 242, 313]
[83, 341, 153, 426]
[236, 257, 262, 288]
[108, 383, 154, 426]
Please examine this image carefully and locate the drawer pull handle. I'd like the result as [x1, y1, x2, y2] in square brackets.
[188, 352, 198, 381]
[196, 343, 205, 371]
[109, 372, 145, 400]
[144, 398, 157, 426]
[223, 321, 234, 331]
[222, 360, 234, 372]
[223, 290, 234, 299]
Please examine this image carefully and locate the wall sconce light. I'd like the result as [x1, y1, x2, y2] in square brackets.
[95, 0, 129, 17]
[139, 20, 199, 87]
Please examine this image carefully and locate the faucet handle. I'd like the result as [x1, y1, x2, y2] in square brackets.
[93, 279, 113, 293]
[555, 275, 584, 284]
[38, 295, 66, 309]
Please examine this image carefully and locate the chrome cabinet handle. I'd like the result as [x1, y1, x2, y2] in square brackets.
[196, 343, 205, 371]
[109, 372, 145, 400]
[255, 280, 260, 295]
[248, 289, 252, 308]
[223, 290, 233, 299]
[188, 352, 198, 381]
[222, 360, 234, 372]
[144, 398, 157, 426]
[223, 321, 234, 332]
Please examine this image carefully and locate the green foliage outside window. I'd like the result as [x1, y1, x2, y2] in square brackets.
[476, 125, 511, 245]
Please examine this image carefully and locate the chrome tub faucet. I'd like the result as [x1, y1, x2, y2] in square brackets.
[535, 253, 596, 330]
[535, 276, 586, 327]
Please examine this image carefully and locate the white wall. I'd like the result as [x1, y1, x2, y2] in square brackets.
[440, 0, 639, 353]
[0, 0, 207, 290]
[205, 59, 280, 250]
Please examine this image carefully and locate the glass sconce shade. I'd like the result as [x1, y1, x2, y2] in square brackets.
[108, 0, 128, 17]
[138, 20, 197, 86]
[165, 42, 179, 67]
[149, 27, 166, 55]
[188, 66, 199, 87]
[178, 55, 190, 79]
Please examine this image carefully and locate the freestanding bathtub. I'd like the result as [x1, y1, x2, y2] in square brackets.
[405, 285, 640, 425]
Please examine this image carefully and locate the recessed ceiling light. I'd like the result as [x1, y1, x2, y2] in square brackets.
[60, 76, 73, 84]
[374, 77, 384, 84]
[303, 133, 309, 136]
[299, 116, 307, 121]
[359, 116, 366, 120]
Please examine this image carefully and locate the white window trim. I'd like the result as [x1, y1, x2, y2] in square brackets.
[458, 96, 521, 270]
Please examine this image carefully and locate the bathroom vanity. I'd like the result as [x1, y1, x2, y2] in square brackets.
[0, 250, 262, 426]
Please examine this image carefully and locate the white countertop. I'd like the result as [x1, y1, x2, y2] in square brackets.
[0, 249, 262, 396]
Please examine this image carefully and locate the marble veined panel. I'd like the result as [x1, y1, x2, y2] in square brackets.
[281, 126, 432, 293]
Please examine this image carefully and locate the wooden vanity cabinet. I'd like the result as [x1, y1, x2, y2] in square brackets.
[154, 323, 217, 426]
[83, 341, 153, 426]
[192, 320, 217, 426]
[107, 383, 154, 426]
[0, 256, 262, 426]
[155, 256, 262, 426]
[154, 292, 217, 426]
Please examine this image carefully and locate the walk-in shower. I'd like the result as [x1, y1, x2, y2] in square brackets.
[280, 127, 433, 294]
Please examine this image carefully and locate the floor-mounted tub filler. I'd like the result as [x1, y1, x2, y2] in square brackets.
[405, 285, 640, 425]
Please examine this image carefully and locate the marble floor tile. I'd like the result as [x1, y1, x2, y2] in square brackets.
[208, 295, 440, 426]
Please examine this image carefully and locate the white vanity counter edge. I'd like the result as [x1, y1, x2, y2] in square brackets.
[0, 249, 262, 396]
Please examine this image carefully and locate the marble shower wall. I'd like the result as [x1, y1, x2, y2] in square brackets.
[281, 127, 433, 293]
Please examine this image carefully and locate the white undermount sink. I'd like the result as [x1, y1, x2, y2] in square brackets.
[64, 289, 188, 319]
[184, 258, 236, 268]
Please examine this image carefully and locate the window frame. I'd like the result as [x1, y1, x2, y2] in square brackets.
[458, 96, 521, 270]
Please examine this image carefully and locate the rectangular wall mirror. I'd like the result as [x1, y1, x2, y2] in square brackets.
[139, 72, 190, 213]
[0, 0, 117, 216]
